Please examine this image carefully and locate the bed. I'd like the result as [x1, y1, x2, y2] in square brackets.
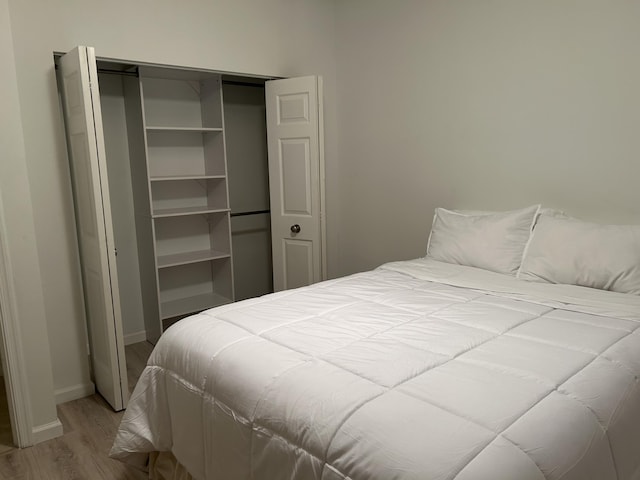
[111, 206, 640, 480]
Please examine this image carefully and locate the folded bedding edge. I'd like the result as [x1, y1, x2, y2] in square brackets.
[379, 258, 640, 322]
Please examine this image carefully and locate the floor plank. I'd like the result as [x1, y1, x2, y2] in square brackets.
[0, 379, 13, 456]
[0, 341, 154, 480]
[125, 342, 154, 395]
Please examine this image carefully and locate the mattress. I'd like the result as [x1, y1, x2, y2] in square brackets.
[111, 258, 640, 480]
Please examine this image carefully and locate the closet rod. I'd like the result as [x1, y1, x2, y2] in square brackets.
[230, 209, 270, 217]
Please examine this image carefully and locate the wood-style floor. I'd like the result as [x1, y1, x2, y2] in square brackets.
[0, 341, 154, 480]
[0, 379, 12, 456]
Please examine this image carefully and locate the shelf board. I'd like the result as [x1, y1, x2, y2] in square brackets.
[161, 292, 232, 320]
[152, 206, 230, 218]
[157, 249, 230, 269]
[139, 66, 221, 82]
[150, 174, 226, 182]
[146, 126, 223, 133]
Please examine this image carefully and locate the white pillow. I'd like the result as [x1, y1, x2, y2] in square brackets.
[426, 205, 540, 275]
[518, 215, 640, 295]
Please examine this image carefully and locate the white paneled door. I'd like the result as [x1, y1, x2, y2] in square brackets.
[59, 46, 128, 411]
[266, 76, 326, 291]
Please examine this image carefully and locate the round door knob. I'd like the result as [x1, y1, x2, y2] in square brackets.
[290, 224, 301, 234]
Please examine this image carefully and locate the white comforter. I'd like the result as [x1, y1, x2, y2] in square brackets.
[111, 259, 640, 480]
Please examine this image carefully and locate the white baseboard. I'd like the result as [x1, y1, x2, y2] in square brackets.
[124, 330, 147, 346]
[32, 418, 63, 444]
[54, 382, 95, 405]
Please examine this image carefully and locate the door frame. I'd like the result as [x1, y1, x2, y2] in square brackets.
[0, 191, 34, 447]
[317, 76, 328, 281]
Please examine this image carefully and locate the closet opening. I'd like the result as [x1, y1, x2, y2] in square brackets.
[55, 47, 325, 409]
[93, 61, 274, 347]
[56, 54, 276, 405]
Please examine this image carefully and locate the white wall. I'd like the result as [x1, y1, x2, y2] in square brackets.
[334, 0, 640, 275]
[6, 0, 338, 407]
[0, 0, 59, 435]
[8, 0, 640, 426]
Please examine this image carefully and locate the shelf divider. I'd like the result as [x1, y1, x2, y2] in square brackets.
[161, 292, 232, 320]
[152, 206, 230, 218]
[146, 126, 223, 132]
[157, 249, 230, 269]
[150, 174, 226, 182]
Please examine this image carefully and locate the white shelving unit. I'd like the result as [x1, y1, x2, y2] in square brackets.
[137, 68, 234, 337]
[72, 58, 278, 348]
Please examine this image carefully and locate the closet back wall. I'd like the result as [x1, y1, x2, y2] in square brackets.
[99, 72, 146, 344]
[224, 82, 273, 301]
[6, 0, 338, 409]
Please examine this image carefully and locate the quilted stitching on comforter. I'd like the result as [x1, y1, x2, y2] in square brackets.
[111, 262, 640, 480]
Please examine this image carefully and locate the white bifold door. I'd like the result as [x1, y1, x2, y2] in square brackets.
[58, 46, 128, 411]
[266, 76, 326, 291]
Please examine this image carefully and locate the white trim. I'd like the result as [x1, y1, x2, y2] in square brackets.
[54, 382, 95, 404]
[31, 419, 64, 444]
[317, 76, 327, 281]
[0, 193, 34, 447]
[124, 330, 147, 346]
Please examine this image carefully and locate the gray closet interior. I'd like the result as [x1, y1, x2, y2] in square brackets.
[94, 60, 274, 345]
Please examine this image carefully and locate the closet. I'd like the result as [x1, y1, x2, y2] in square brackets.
[101, 69, 274, 342]
[100, 67, 225, 344]
[57, 46, 325, 411]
